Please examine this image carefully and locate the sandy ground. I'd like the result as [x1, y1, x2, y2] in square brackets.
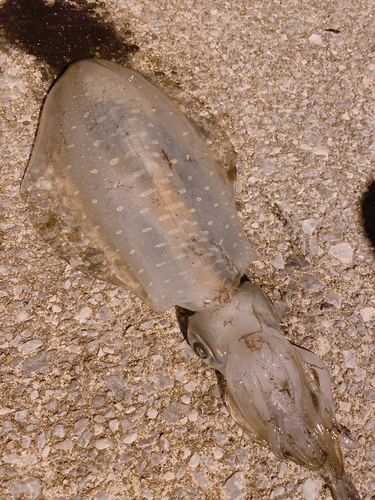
[0, 0, 375, 499]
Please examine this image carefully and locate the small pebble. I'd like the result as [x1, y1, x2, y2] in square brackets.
[150, 452, 166, 466]
[77, 429, 91, 448]
[9, 478, 41, 500]
[328, 242, 353, 265]
[91, 490, 110, 500]
[22, 350, 49, 375]
[270, 253, 284, 269]
[95, 438, 112, 450]
[360, 307, 375, 322]
[324, 290, 342, 308]
[147, 408, 158, 419]
[123, 432, 137, 444]
[225, 471, 246, 500]
[121, 419, 135, 431]
[75, 306, 93, 321]
[105, 375, 126, 400]
[184, 381, 196, 392]
[73, 418, 89, 435]
[308, 34, 323, 45]
[273, 486, 285, 496]
[194, 470, 210, 489]
[300, 274, 324, 292]
[301, 219, 318, 235]
[19, 339, 43, 352]
[97, 305, 111, 320]
[163, 403, 179, 423]
[55, 438, 73, 451]
[149, 372, 174, 390]
[15, 410, 28, 421]
[53, 424, 65, 438]
[343, 350, 358, 369]
[188, 453, 200, 468]
[299, 477, 322, 500]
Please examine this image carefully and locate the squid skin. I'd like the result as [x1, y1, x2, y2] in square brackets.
[22, 59, 360, 499]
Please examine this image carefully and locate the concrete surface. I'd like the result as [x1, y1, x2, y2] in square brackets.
[0, 0, 375, 499]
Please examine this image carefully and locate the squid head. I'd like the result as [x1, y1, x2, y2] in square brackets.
[188, 282, 360, 500]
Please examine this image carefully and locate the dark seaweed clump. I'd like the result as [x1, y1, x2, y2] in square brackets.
[361, 180, 375, 250]
[0, 0, 139, 74]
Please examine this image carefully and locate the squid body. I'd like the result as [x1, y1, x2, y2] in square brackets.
[21, 59, 360, 499]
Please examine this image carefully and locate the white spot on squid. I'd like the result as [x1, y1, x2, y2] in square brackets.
[143, 227, 152, 233]
[134, 170, 146, 178]
[110, 158, 120, 165]
[148, 123, 154, 127]
[140, 188, 157, 198]
[90, 169, 98, 174]
[94, 140, 102, 147]
[68, 144, 75, 149]
[167, 202, 184, 210]
[131, 109, 141, 113]
[66, 165, 72, 169]
[151, 140, 159, 144]
[175, 253, 188, 259]
[225, 224, 229, 228]
[84, 112, 90, 118]
[130, 250, 136, 254]
[164, 279, 170, 283]
[205, 186, 210, 190]
[71, 125, 77, 129]
[139, 208, 149, 214]
[188, 176, 192, 180]
[189, 208, 196, 213]
[179, 189, 187, 194]
[196, 197, 201, 202]
[158, 214, 172, 221]
[183, 131, 189, 136]
[117, 206, 123, 212]
[116, 230, 122, 234]
[92, 199, 98, 204]
[208, 221, 213, 226]
[138, 269, 144, 274]
[156, 262, 167, 267]
[169, 159, 177, 165]
[155, 242, 166, 248]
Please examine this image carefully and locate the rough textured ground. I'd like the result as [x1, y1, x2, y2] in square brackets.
[0, 0, 375, 499]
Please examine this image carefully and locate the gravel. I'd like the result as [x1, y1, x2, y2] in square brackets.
[1, 0, 375, 499]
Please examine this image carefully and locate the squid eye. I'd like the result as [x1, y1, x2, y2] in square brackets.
[193, 341, 208, 359]
[187, 325, 227, 372]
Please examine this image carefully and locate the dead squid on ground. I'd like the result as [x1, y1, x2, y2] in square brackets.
[22, 59, 360, 499]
